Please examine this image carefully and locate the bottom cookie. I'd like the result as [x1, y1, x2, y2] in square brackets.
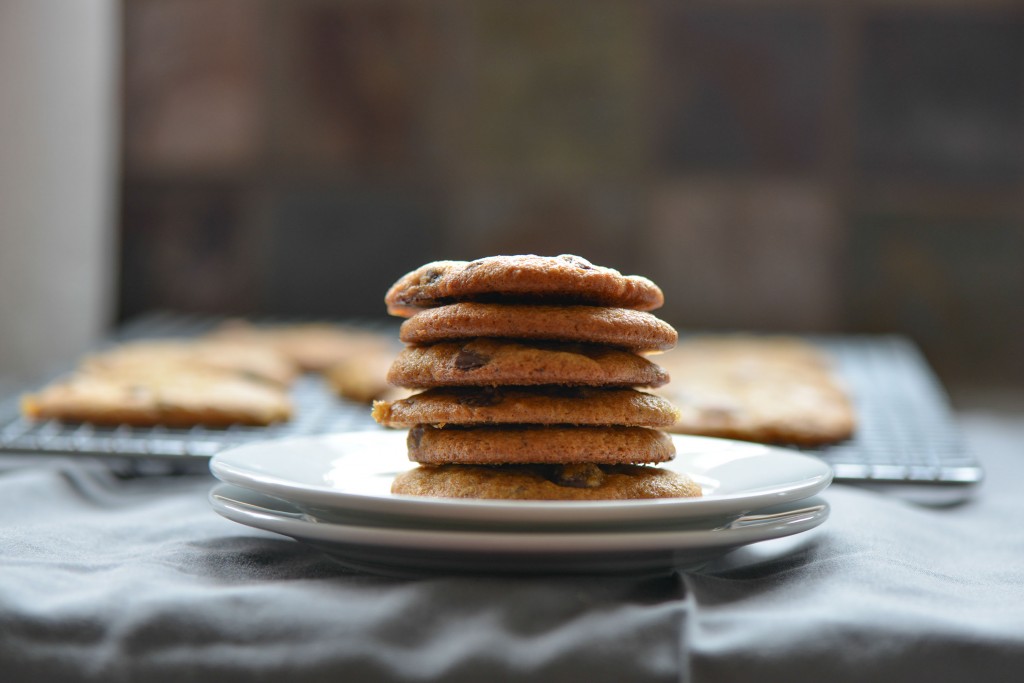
[407, 424, 675, 465]
[392, 462, 702, 500]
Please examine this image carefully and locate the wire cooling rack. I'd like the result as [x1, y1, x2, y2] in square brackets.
[0, 313, 384, 474]
[801, 336, 980, 489]
[0, 313, 983, 488]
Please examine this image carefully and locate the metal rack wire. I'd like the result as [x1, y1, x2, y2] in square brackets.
[803, 336, 979, 486]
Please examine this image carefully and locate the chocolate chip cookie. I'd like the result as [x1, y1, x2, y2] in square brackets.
[373, 387, 679, 428]
[385, 254, 664, 316]
[399, 303, 678, 352]
[21, 368, 293, 427]
[654, 336, 855, 445]
[208, 321, 397, 373]
[386, 339, 670, 389]
[406, 424, 676, 465]
[83, 339, 298, 388]
[392, 462, 701, 500]
[326, 351, 412, 404]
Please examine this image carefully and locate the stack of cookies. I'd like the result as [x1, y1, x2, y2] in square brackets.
[372, 254, 702, 501]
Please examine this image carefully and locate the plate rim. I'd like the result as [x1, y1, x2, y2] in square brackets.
[209, 430, 833, 525]
[209, 483, 831, 554]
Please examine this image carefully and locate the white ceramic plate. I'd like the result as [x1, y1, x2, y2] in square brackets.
[210, 484, 830, 576]
[209, 431, 832, 528]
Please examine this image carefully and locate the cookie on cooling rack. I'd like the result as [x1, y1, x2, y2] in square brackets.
[20, 369, 292, 427]
[326, 348, 410, 404]
[208, 321, 396, 373]
[83, 339, 298, 388]
[654, 336, 856, 446]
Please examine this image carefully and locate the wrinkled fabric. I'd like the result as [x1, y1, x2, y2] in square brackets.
[687, 412, 1024, 682]
[0, 460, 687, 683]
[0, 412, 1021, 682]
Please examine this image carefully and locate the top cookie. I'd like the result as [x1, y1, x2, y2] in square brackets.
[385, 254, 664, 316]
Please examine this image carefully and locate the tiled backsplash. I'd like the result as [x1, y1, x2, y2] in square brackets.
[119, 0, 1024, 386]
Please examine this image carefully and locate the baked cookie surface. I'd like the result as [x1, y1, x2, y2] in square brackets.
[655, 336, 855, 445]
[373, 386, 679, 428]
[406, 424, 675, 465]
[399, 303, 678, 352]
[385, 254, 664, 316]
[21, 369, 293, 427]
[386, 339, 670, 389]
[83, 340, 298, 388]
[326, 346, 410, 404]
[392, 462, 701, 500]
[208, 321, 396, 373]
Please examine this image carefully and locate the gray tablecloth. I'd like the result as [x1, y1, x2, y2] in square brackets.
[2, 412, 1022, 682]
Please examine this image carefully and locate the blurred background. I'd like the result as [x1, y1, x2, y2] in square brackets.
[1, 0, 1022, 401]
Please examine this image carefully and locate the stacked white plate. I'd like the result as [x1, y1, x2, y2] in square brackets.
[209, 430, 833, 576]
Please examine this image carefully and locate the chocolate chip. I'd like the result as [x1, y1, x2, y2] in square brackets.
[551, 463, 605, 489]
[419, 267, 445, 285]
[408, 425, 425, 448]
[454, 347, 489, 371]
